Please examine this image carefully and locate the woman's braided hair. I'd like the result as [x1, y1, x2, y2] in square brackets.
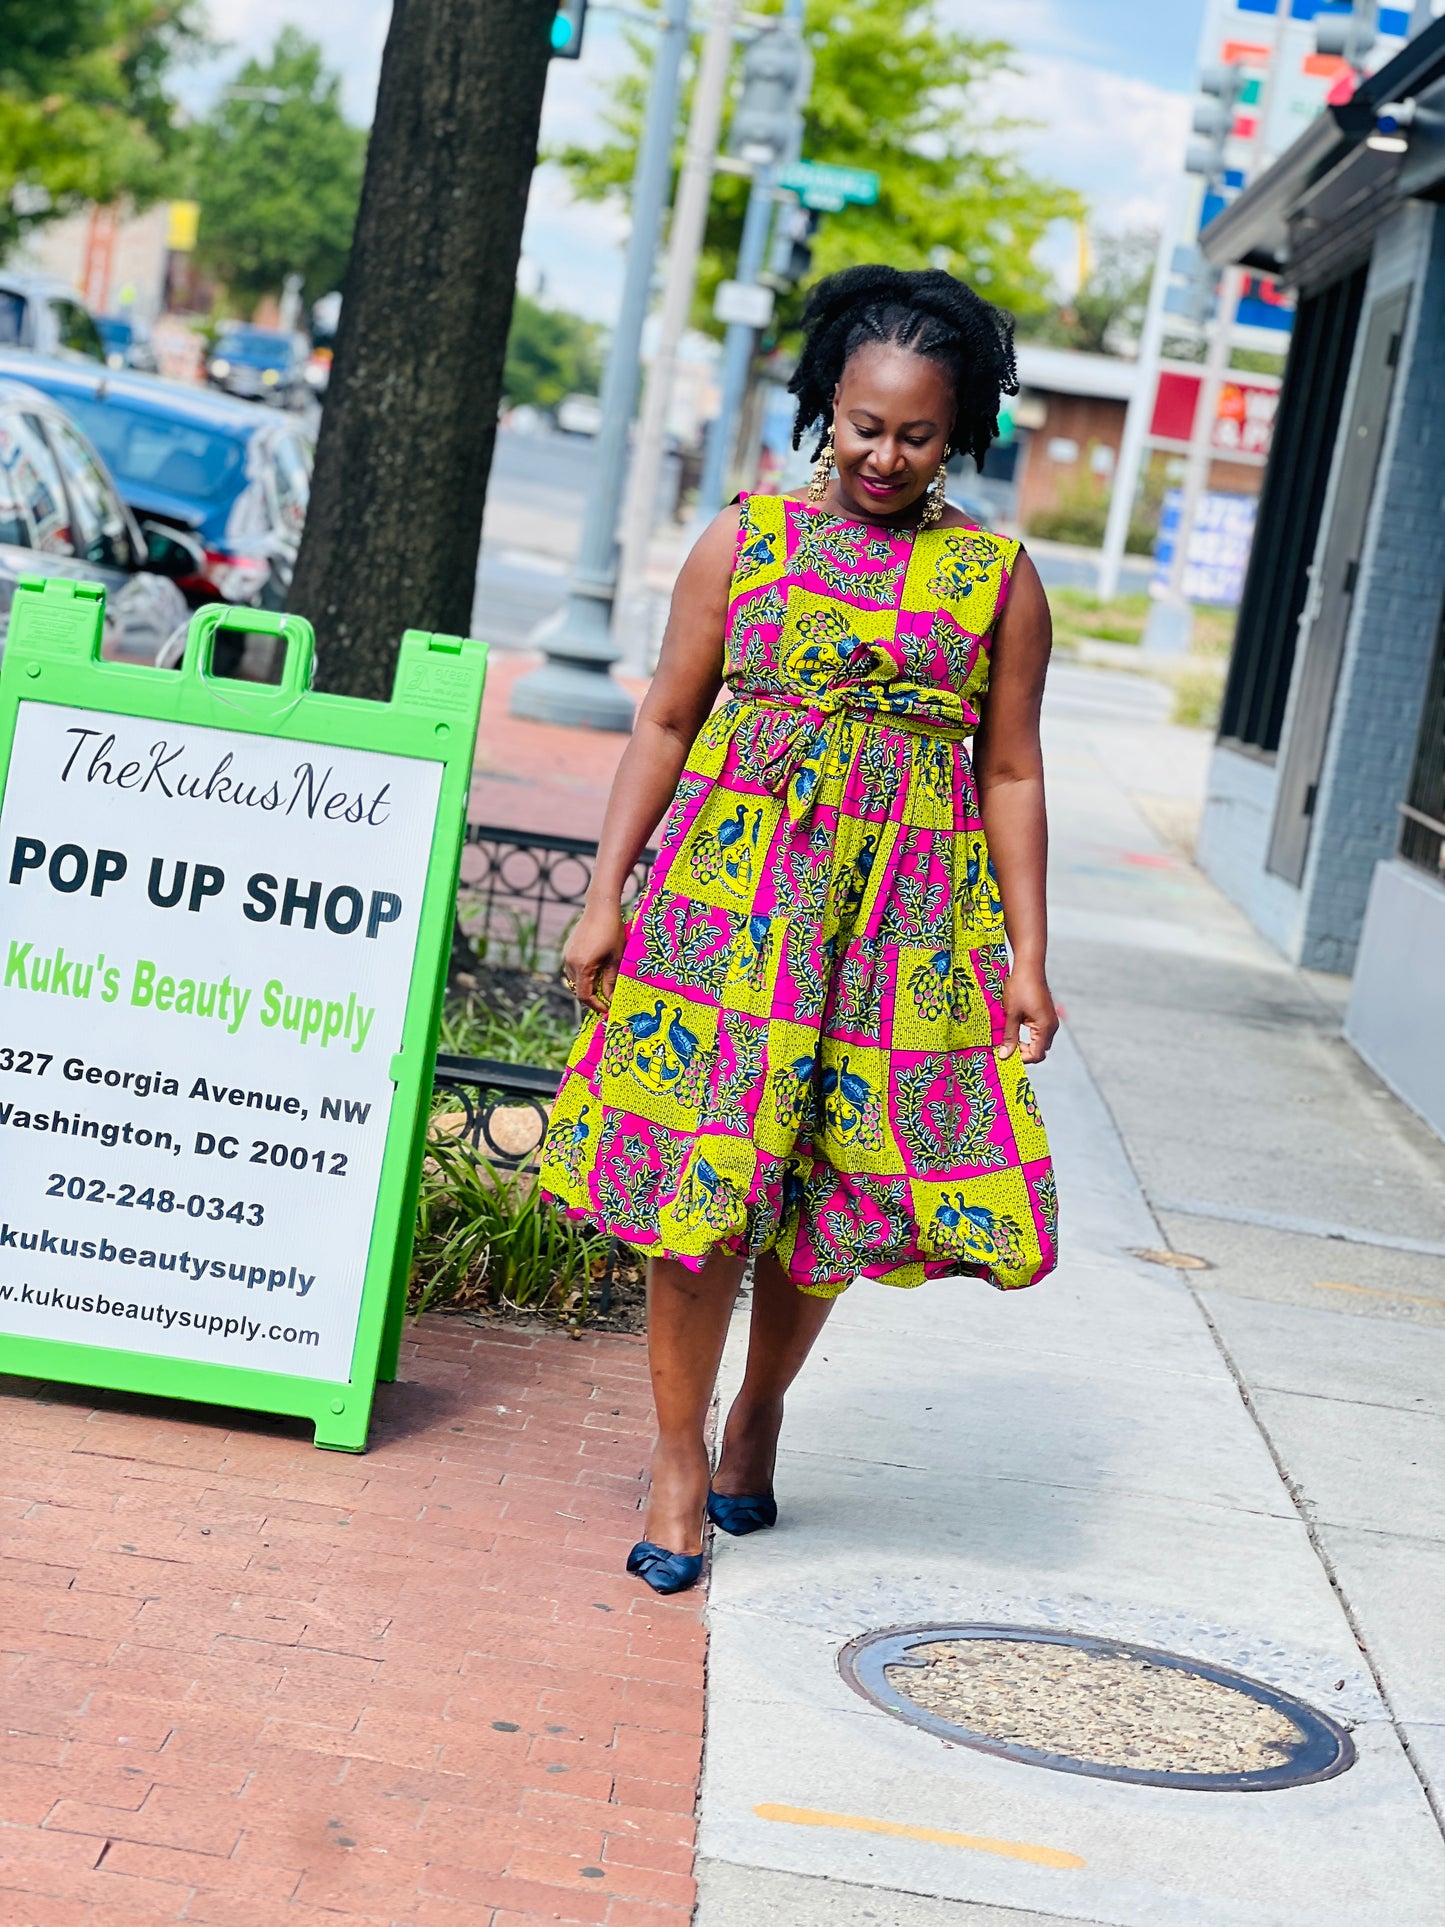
[787, 265, 1019, 473]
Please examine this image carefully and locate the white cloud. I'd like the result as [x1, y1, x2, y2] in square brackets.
[176, 0, 390, 124]
[990, 54, 1191, 228]
[171, 3, 1191, 317]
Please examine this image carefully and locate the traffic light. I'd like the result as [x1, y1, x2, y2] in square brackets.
[551, 0, 586, 59]
[1186, 61, 1246, 188]
[729, 22, 807, 167]
[764, 201, 820, 290]
[1316, 2, 1377, 67]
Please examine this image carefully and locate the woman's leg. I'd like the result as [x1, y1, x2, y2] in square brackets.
[713, 1251, 835, 1497]
[644, 1248, 746, 1554]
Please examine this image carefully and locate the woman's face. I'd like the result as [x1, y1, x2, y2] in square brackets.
[828, 341, 955, 523]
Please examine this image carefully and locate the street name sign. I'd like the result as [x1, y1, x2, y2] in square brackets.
[778, 160, 880, 212]
[0, 584, 486, 1450]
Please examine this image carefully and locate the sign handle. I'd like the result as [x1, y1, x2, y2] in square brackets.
[177, 604, 317, 703]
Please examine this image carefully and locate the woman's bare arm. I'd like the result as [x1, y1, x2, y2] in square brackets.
[972, 548, 1058, 1065]
[562, 506, 741, 1013]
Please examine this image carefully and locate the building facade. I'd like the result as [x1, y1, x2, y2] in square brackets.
[1197, 18, 1445, 1136]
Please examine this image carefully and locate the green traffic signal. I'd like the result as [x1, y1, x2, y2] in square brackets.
[551, 1, 585, 57]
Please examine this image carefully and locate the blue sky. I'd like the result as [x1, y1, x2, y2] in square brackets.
[950, 0, 1204, 90]
[182, 0, 1208, 319]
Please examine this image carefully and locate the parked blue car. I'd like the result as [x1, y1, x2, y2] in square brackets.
[0, 374, 197, 664]
[0, 352, 313, 626]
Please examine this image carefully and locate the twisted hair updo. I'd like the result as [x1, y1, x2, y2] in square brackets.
[787, 265, 1019, 474]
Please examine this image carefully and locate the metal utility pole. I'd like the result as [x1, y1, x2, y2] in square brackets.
[510, 0, 690, 731]
[615, 0, 738, 663]
[1140, 56, 1250, 655]
[1100, 0, 1232, 609]
[1156, 261, 1244, 623]
[1097, 183, 1183, 602]
[693, 2, 806, 524]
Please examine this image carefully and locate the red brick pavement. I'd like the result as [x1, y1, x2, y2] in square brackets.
[469, 655, 641, 843]
[0, 1321, 703, 1926]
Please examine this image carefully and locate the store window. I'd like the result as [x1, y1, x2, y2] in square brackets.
[1218, 268, 1366, 756]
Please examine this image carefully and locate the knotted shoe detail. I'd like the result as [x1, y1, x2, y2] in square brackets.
[706, 1488, 778, 1536]
[626, 1540, 704, 1595]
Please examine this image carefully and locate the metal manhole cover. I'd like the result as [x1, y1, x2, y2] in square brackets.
[838, 1625, 1355, 1791]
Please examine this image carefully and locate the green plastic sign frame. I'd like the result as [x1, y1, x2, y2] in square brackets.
[0, 581, 486, 1451]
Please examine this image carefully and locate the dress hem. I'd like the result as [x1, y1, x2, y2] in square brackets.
[541, 1188, 1045, 1299]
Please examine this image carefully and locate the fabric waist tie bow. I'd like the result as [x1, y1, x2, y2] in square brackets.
[734, 684, 974, 823]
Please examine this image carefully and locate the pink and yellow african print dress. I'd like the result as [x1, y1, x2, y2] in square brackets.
[540, 492, 1058, 1296]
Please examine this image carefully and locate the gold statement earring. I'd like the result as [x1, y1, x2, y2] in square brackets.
[919, 460, 948, 529]
[807, 425, 835, 505]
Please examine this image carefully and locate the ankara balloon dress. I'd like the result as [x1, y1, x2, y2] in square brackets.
[540, 493, 1058, 1295]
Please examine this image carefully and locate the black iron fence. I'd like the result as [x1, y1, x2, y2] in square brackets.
[430, 826, 656, 1311]
[456, 823, 656, 972]
[432, 1053, 558, 1168]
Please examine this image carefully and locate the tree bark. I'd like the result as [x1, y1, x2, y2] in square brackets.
[288, 0, 552, 698]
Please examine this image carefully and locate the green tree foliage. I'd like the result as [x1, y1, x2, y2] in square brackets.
[554, 0, 1084, 331]
[1023, 226, 1156, 356]
[194, 29, 367, 312]
[0, 0, 203, 259]
[504, 294, 604, 408]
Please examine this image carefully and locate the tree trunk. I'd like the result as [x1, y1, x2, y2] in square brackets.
[288, 0, 552, 698]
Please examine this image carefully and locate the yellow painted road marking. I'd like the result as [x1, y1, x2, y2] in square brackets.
[1313, 1279, 1444, 1310]
[754, 1803, 1085, 1870]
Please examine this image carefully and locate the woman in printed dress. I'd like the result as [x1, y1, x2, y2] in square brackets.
[541, 266, 1059, 1594]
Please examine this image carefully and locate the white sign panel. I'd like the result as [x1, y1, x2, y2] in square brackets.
[714, 279, 776, 329]
[0, 702, 443, 1381]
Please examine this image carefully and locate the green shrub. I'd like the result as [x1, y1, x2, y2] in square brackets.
[1026, 459, 1157, 554]
[1048, 587, 1151, 648]
[409, 1132, 610, 1317]
[1169, 659, 1226, 731]
[439, 992, 578, 1071]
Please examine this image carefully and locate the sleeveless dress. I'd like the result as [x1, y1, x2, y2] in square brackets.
[540, 492, 1058, 1296]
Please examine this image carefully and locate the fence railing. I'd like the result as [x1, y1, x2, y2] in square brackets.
[456, 823, 656, 972]
[432, 1053, 558, 1168]
[433, 825, 651, 1312]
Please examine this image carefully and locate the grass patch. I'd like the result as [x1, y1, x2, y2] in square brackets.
[1189, 605, 1238, 658]
[1168, 659, 1227, 731]
[1048, 588, 1152, 649]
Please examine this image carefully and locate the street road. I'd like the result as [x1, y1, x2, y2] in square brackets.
[472, 427, 1156, 652]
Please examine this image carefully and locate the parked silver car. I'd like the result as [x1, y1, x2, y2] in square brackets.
[0, 274, 106, 364]
[0, 376, 199, 663]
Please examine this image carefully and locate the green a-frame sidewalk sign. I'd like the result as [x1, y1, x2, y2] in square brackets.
[0, 581, 486, 1451]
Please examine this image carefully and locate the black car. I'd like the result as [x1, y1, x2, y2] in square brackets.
[0, 352, 313, 622]
[205, 325, 307, 408]
[0, 375, 197, 663]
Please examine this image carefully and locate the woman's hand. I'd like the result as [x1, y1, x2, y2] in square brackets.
[996, 965, 1059, 1066]
[562, 901, 628, 1016]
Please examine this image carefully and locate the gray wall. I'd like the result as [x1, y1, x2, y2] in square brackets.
[1346, 859, 1445, 1139]
[1198, 201, 1445, 973]
[1298, 201, 1445, 970]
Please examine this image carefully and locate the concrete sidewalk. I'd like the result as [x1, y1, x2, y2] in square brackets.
[695, 662, 1445, 1926]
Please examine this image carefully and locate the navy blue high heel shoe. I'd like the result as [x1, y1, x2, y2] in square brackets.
[626, 1540, 703, 1595]
[706, 1488, 778, 1536]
